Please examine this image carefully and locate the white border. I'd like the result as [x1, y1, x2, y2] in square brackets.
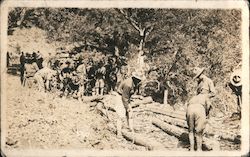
[1, 0, 249, 156]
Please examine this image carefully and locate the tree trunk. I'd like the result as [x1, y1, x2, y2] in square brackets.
[121, 130, 165, 150]
[146, 106, 186, 120]
[162, 116, 188, 129]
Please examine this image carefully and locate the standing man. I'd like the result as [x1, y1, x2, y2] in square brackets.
[36, 51, 44, 69]
[115, 72, 143, 138]
[186, 67, 216, 151]
[76, 59, 87, 99]
[19, 52, 25, 85]
[193, 67, 216, 99]
[23, 57, 39, 87]
[95, 61, 106, 96]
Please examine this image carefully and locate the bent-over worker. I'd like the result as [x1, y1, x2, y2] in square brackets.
[186, 94, 212, 151]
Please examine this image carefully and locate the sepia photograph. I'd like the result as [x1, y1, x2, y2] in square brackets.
[1, 0, 249, 156]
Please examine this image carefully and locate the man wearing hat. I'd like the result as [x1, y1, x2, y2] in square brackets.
[185, 67, 216, 151]
[229, 69, 242, 118]
[115, 72, 143, 138]
[193, 67, 216, 100]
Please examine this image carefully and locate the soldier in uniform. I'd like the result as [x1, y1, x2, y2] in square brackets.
[115, 72, 143, 138]
[34, 62, 57, 92]
[186, 94, 211, 151]
[61, 61, 73, 97]
[19, 52, 26, 85]
[193, 67, 216, 98]
[186, 67, 216, 151]
[193, 67, 216, 114]
[94, 61, 106, 96]
[105, 57, 118, 93]
[23, 56, 39, 87]
[76, 59, 87, 100]
[86, 59, 96, 95]
[36, 51, 44, 69]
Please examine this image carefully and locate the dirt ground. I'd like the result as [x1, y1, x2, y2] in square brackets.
[4, 75, 240, 151]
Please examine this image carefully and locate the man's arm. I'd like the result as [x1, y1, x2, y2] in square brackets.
[117, 81, 123, 95]
[209, 79, 216, 98]
[205, 98, 212, 118]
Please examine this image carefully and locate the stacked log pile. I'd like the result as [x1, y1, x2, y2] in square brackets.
[147, 105, 241, 143]
[93, 95, 241, 151]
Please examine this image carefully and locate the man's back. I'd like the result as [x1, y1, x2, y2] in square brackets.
[188, 94, 211, 117]
[188, 94, 208, 106]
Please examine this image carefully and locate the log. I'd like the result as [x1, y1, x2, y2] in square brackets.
[147, 104, 186, 115]
[121, 130, 165, 150]
[131, 96, 153, 108]
[82, 95, 105, 103]
[94, 103, 165, 150]
[152, 118, 220, 151]
[162, 116, 188, 129]
[147, 106, 186, 120]
[94, 95, 153, 112]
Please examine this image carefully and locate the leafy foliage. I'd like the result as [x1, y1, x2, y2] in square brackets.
[8, 8, 242, 111]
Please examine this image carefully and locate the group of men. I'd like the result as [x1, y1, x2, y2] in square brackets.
[19, 51, 130, 99]
[113, 66, 216, 151]
[18, 50, 217, 151]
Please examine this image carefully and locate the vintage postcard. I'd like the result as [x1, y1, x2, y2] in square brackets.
[1, 0, 249, 156]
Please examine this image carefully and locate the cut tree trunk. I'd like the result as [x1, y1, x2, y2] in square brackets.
[131, 96, 153, 108]
[94, 95, 153, 112]
[82, 95, 105, 103]
[121, 130, 165, 150]
[94, 104, 165, 150]
[152, 118, 220, 151]
[147, 106, 186, 120]
[162, 116, 188, 129]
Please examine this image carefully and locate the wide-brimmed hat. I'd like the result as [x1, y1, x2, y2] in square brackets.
[132, 71, 143, 81]
[193, 67, 204, 79]
[230, 69, 242, 87]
